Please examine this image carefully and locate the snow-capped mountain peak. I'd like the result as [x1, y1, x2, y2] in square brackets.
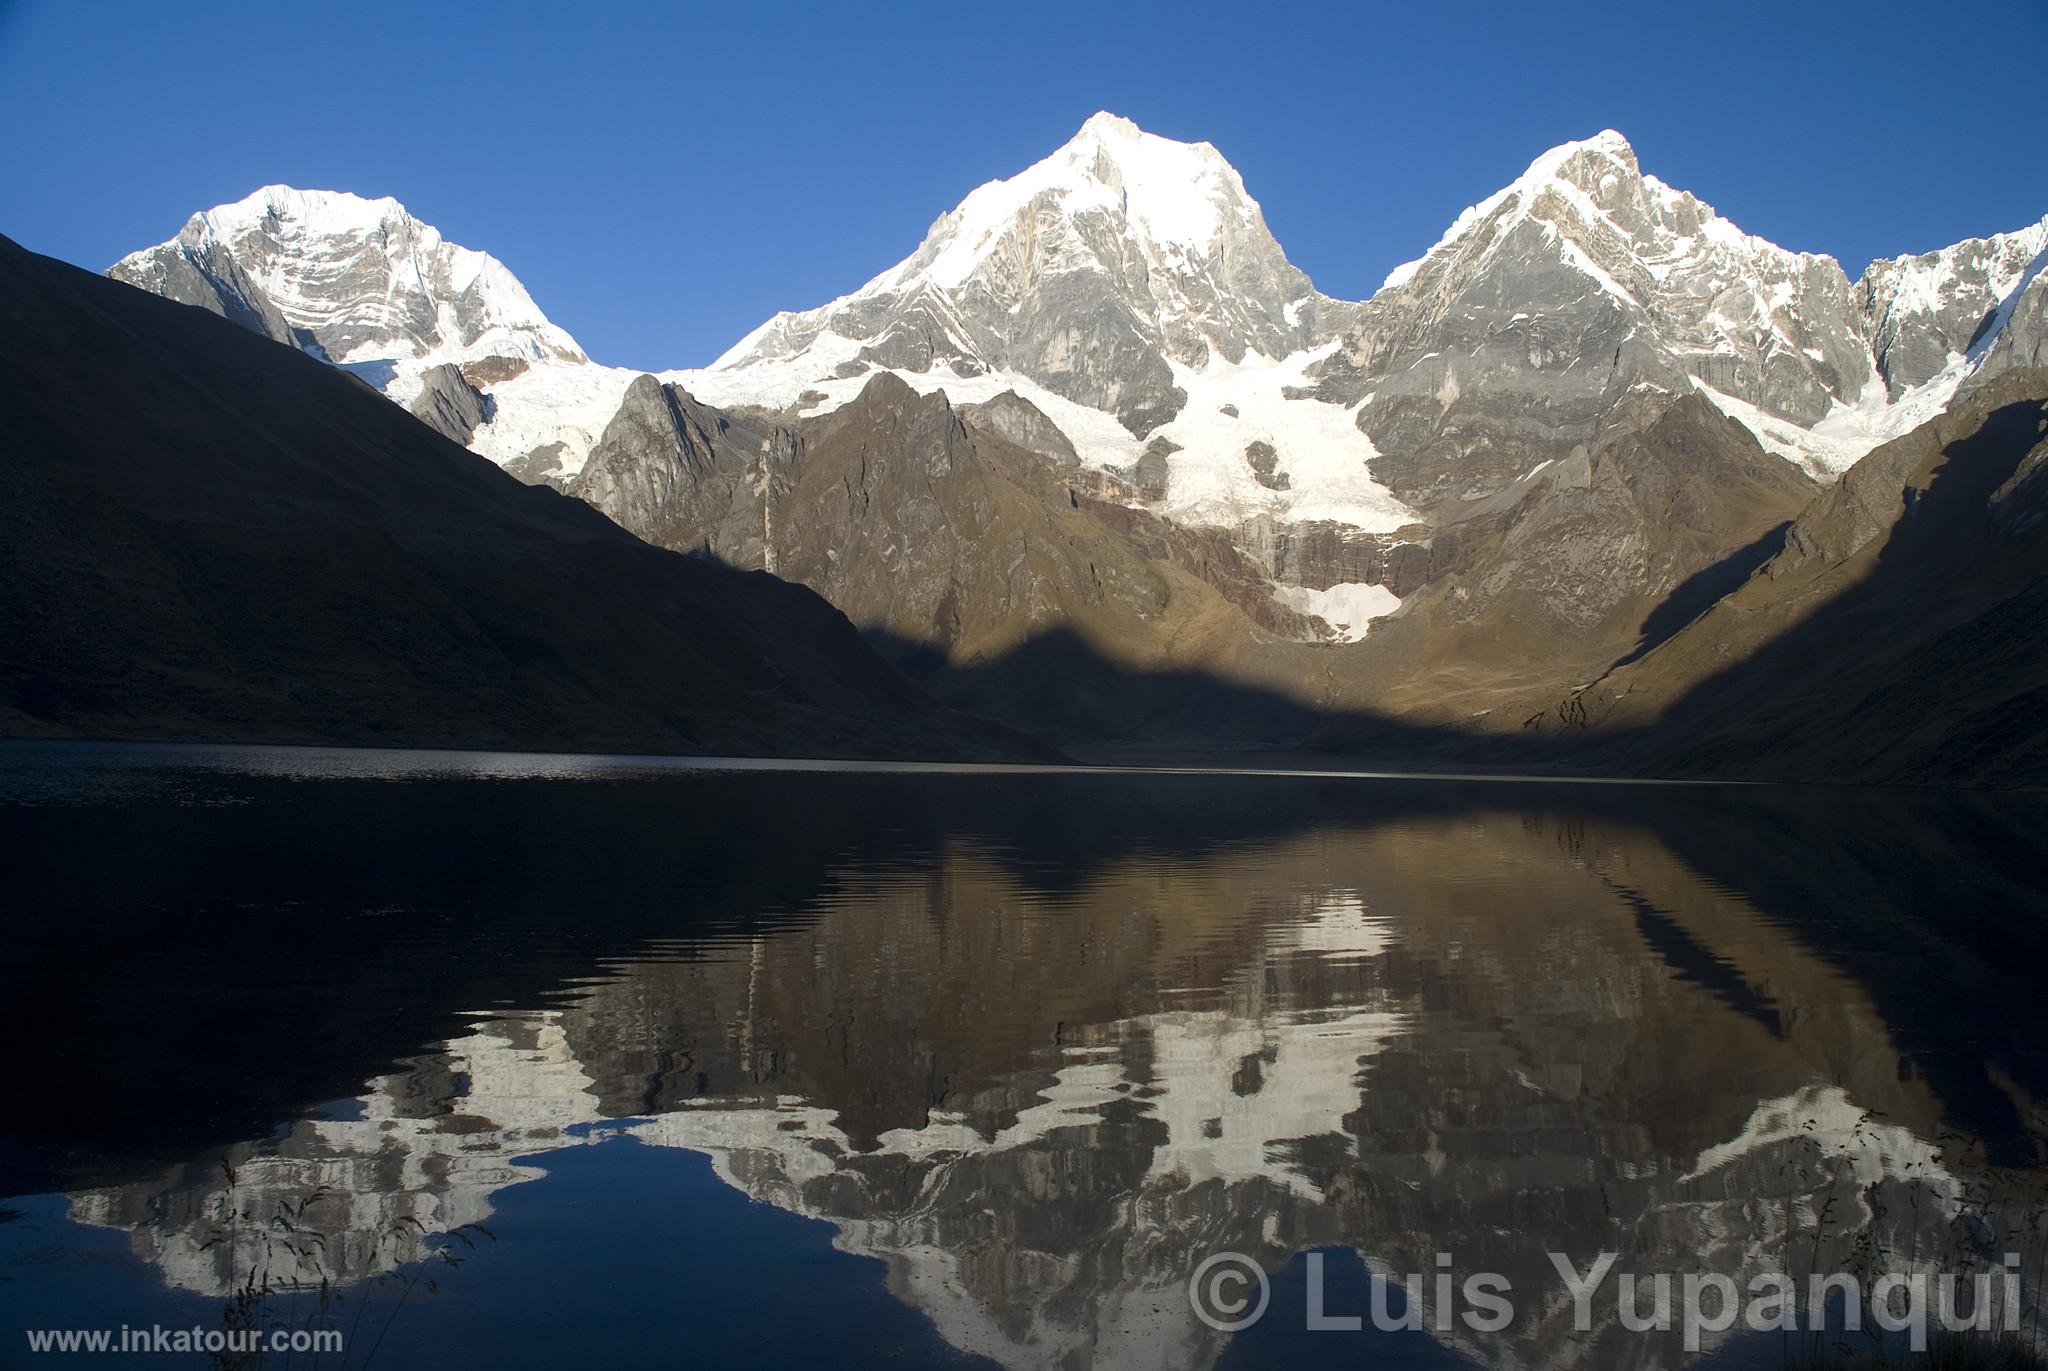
[1380, 129, 1641, 291]
[1381, 128, 1840, 311]
[111, 185, 586, 368]
[108, 184, 632, 486]
[712, 113, 1348, 436]
[1330, 129, 1885, 495]
[199, 184, 409, 244]
[894, 111, 1251, 292]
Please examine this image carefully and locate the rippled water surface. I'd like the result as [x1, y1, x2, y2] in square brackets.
[3, 741, 2046, 1369]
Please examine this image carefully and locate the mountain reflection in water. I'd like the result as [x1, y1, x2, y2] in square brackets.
[3, 744, 2046, 1370]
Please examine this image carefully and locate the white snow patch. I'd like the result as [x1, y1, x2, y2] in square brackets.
[668, 338, 1419, 533]
[1144, 345, 1416, 529]
[1275, 582, 1402, 642]
[468, 361, 640, 475]
[1693, 359, 1968, 479]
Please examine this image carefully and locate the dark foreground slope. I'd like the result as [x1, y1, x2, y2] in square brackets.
[1526, 369, 2048, 786]
[0, 237, 1023, 760]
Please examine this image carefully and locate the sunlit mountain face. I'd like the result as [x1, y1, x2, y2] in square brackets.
[3, 749, 2046, 1369]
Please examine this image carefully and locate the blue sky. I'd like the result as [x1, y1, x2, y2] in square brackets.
[2, 0, 2044, 371]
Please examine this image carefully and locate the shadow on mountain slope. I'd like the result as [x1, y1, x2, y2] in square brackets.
[1539, 375, 2048, 786]
[1608, 518, 1793, 670]
[867, 624, 1476, 760]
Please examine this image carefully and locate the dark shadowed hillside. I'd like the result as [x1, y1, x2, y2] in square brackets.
[0, 236, 1028, 761]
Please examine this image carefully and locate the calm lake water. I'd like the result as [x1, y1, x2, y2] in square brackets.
[4, 742, 2047, 1369]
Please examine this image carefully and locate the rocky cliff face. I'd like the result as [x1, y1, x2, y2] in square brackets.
[1963, 236, 2048, 386]
[408, 361, 493, 445]
[571, 374, 792, 564]
[1860, 216, 2048, 395]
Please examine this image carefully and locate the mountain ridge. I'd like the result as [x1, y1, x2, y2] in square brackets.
[3, 233, 1029, 761]
[106, 117, 2048, 521]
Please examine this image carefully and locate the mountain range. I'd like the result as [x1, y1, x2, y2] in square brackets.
[44, 114, 2048, 780]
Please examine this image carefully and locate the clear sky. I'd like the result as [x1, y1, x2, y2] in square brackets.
[3, 0, 2044, 371]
